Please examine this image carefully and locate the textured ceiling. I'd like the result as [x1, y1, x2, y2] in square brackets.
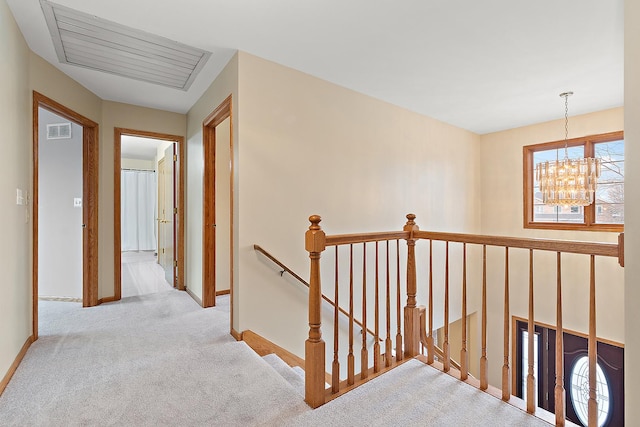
[6, 0, 624, 134]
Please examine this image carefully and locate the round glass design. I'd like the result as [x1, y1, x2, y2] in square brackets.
[569, 356, 611, 427]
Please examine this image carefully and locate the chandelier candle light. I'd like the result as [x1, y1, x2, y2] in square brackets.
[535, 92, 601, 207]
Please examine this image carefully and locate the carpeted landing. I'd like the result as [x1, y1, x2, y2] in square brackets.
[0, 289, 551, 426]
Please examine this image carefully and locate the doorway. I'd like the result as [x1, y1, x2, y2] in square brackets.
[114, 129, 185, 300]
[37, 107, 83, 302]
[32, 92, 99, 340]
[202, 95, 234, 328]
[514, 319, 624, 426]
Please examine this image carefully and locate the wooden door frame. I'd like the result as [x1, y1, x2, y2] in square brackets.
[114, 128, 185, 299]
[32, 91, 100, 339]
[202, 95, 233, 312]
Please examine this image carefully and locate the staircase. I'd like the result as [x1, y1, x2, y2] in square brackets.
[254, 213, 624, 426]
[256, 350, 552, 426]
[262, 353, 305, 397]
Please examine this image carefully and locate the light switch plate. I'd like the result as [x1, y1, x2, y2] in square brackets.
[74, 198, 82, 208]
[16, 189, 25, 205]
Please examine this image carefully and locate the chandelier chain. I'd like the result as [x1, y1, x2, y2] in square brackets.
[563, 92, 570, 159]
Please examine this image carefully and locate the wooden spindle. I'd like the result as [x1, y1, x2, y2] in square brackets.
[395, 239, 403, 362]
[526, 249, 535, 414]
[427, 239, 434, 364]
[480, 245, 488, 390]
[374, 241, 381, 372]
[403, 214, 421, 358]
[443, 241, 451, 372]
[305, 215, 326, 408]
[554, 252, 565, 425]
[588, 255, 597, 427]
[460, 243, 468, 381]
[332, 247, 340, 393]
[361, 243, 368, 380]
[385, 240, 392, 367]
[347, 244, 355, 385]
[502, 247, 510, 401]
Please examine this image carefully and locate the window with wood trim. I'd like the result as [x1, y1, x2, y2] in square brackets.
[523, 131, 624, 231]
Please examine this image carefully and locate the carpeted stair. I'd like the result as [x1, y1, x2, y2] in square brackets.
[261, 354, 305, 397]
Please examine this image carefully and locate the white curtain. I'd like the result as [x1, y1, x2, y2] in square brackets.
[121, 170, 157, 251]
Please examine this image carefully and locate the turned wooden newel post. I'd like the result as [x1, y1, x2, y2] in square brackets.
[403, 213, 421, 357]
[305, 215, 326, 408]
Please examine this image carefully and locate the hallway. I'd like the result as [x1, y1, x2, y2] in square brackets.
[121, 250, 173, 298]
[0, 288, 552, 426]
[0, 291, 309, 425]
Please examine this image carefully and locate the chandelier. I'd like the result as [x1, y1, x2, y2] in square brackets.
[535, 92, 601, 206]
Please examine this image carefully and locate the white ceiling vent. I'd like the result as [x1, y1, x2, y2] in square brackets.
[47, 122, 72, 140]
[40, 0, 211, 91]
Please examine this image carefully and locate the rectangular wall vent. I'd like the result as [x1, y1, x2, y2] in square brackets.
[47, 123, 72, 140]
[40, 0, 211, 91]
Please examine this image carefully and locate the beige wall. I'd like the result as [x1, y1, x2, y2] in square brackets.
[235, 52, 482, 358]
[480, 108, 625, 389]
[100, 101, 186, 298]
[29, 53, 102, 123]
[121, 158, 155, 171]
[624, 0, 639, 421]
[0, 0, 32, 384]
[185, 52, 238, 309]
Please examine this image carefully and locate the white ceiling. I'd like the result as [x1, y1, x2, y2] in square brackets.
[7, 0, 624, 135]
[121, 136, 167, 160]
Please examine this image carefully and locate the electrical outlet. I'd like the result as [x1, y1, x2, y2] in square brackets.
[74, 198, 82, 208]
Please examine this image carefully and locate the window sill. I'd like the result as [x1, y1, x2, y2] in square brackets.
[524, 222, 624, 233]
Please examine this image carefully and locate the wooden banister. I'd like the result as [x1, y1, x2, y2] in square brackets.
[443, 241, 450, 373]
[461, 243, 468, 381]
[527, 249, 535, 414]
[254, 244, 378, 342]
[502, 247, 510, 401]
[418, 306, 463, 372]
[305, 215, 326, 408]
[588, 255, 597, 426]
[300, 212, 624, 425]
[325, 231, 409, 246]
[404, 214, 420, 358]
[253, 244, 308, 286]
[480, 245, 488, 391]
[414, 230, 620, 259]
[554, 252, 565, 426]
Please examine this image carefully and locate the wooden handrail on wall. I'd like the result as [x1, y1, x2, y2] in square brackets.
[303, 213, 624, 427]
[253, 244, 379, 343]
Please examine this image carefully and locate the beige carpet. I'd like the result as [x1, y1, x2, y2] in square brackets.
[0, 290, 550, 426]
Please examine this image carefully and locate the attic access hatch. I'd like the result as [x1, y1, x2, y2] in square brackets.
[40, 0, 211, 91]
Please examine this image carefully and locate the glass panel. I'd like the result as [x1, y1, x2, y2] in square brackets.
[532, 145, 586, 224]
[533, 145, 584, 163]
[596, 203, 624, 224]
[558, 205, 584, 223]
[534, 149, 561, 163]
[595, 140, 624, 225]
[598, 161, 624, 183]
[570, 356, 611, 427]
[566, 145, 585, 159]
[595, 139, 624, 161]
